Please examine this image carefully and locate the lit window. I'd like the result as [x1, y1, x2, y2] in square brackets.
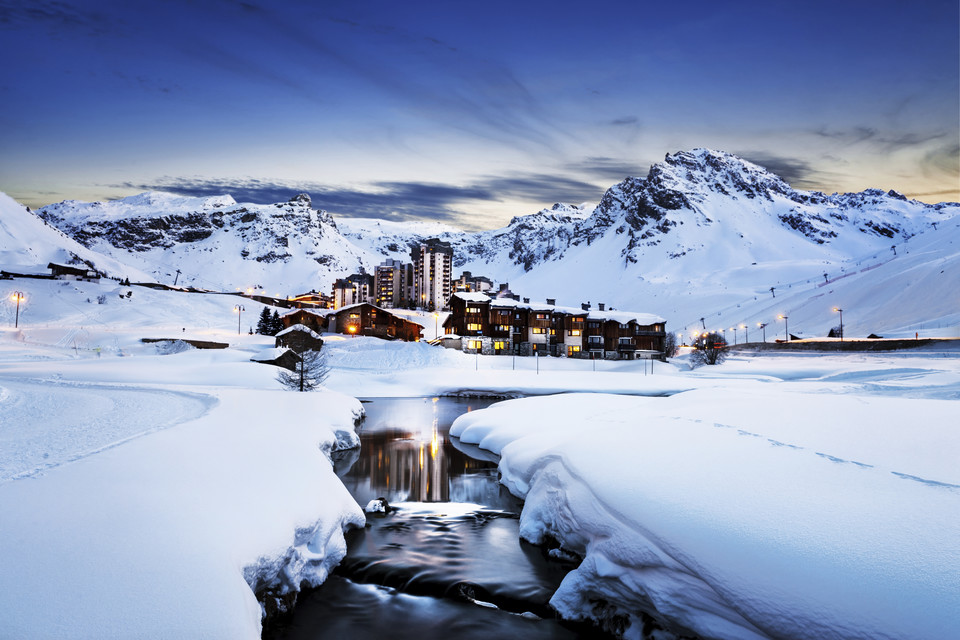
[536, 313, 547, 319]
[569, 329, 581, 336]
[466, 306, 481, 313]
[467, 323, 482, 331]
[568, 345, 581, 355]
[532, 327, 545, 334]
[469, 340, 482, 349]
[494, 341, 506, 350]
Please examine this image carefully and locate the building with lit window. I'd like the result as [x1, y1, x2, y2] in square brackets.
[332, 273, 374, 309]
[374, 259, 414, 309]
[443, 292, 666, 359]
[411, 239, 453, 311]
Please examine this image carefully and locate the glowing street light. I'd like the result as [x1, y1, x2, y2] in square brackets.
[730, 326, 737, 344]
[11, 291, 24, 328]
[234, 304, 245, 335]
[833, 307, 844, 341]
[777, 314, 789, 341]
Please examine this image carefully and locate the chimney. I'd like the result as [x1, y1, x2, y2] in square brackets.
[523, 297, 530, 304]
[499, 283, 509, 291]
[512, 294, 520, 301]
[598, 303, 606, 311]
[581, 302, 590, 311]
[546, 298, 556, 306]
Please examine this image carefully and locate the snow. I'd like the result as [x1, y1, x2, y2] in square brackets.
[0, 280, 366, 639]
[276, 323, 323, 339]
[250, 346, 293, 362]
[450, 368, 960, 639]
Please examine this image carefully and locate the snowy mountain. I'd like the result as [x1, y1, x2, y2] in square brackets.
[37, 192, 373, 294]
[0, 192, 152, 281]
[15, 148, 960, 337]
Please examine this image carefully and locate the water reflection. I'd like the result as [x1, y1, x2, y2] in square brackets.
[338, 397, 516, 510]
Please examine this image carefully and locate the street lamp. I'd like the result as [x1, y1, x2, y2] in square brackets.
[758, 322, 768, 342]
[778, 314, 789, 341]
[741, 323, 748, 343]
[11, 291, 24, 328]
[833, 307, 843, 341]
[730, 326, 737, 345]
[234, 304, 244, 335]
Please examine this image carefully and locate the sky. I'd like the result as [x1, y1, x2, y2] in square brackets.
[0, 0, 957, 230]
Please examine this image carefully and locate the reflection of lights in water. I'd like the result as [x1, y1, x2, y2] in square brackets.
[419, 443, 424, 470]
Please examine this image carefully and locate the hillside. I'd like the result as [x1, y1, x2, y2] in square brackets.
[11, 148, 959, 338]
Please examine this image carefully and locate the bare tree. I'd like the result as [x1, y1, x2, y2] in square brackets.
[277, 349, 329, 392]
[690, 331, 728, 368]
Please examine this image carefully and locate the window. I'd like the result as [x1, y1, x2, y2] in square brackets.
[532, 327, 545, 334]
[568, 345, 581, 355]
[569, 329, 581, 336]
[493, 341, 506, 350]
[467, 323, 482, 331]
[468, 340, 482, 350]
[466, 306, 481, 313]
[588, 335, 602, 344]
[496, 324, 511, 332]
[572, 317, 584, 324]
[619, 337, 633, 344]
[550, 328, 556, 335]
[535, 313, 547, 319]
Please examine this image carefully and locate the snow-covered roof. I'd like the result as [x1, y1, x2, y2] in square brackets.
[481, 296, 664, 325]
[275, 324, 323, 339]
[249, 347, 294, 362]
[452, 291, 494, 303]
[280, 307, 331, 318]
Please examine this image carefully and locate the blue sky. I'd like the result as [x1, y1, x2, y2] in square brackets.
[1, 0, 957, 229]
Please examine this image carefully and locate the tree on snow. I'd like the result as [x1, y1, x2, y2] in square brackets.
[270, 310, 284, 335]
[256, 308, 272, 335]
[662, 331, 678, 358]
[276, 349, 329, 392]
[690, 331, 727, 367]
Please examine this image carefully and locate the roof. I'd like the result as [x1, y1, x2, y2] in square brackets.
[250, 347, 296, 362]
[275, 324, 323, 339]
[280, 307, 331, 318]
[452, 291, 493, 303]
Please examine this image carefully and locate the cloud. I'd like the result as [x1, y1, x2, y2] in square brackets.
[733, 152, 819, 188]
[114, 170, 607, 229]
[566, 156, 647, 181]
[810, 126, 948, 152]
[610, 116, 639, 126]
[920, 142, 960, 178]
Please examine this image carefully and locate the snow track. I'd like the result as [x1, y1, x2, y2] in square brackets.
[0, 378, 215, 483]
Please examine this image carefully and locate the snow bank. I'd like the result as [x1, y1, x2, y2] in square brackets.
[0, 380, 364, 639]
[451, 391, 960, 640]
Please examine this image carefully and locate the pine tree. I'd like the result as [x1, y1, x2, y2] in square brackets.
[270, 310, 283, 336]
[276, 349, 329, 392]
[256, 308, 272, 335]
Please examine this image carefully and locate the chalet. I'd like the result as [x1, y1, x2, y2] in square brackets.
[279, 308, 330, 334]
[250, 347, 300, 372]
[443, 292, 666, 359]
[275, 324, 324, 352]
[330, 303, 423, 342]
[47, 262, 99, 280]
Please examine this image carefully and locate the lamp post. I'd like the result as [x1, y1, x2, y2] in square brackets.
[11, 291, 24, 328]
[833, 307, 843, 341]
[778, 314, 789, 341]
[234, 304, 244, 335]
[741, 324, 748, 343]
[731, 326, 737, 345]
[758, 322, 767, 342]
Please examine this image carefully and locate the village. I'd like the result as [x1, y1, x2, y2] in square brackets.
[254, 238, 668, 363]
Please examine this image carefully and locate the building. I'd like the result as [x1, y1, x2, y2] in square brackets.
[374, 259, 414, 309]
[443, 292, 666, 359]
[453, 271, 493, 294]
[332, 273, 375, 309]
[411, 239, 453, 311]
[330, 303, 423, 341]
[275, 324, 324, 353]
[279, 308, 330, 334]
[288, 290, 332, 309]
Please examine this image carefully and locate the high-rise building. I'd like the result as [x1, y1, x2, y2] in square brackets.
[332, 273, 374, 309]
[411, 239, 453, 311]
[374, 259, 413, 308]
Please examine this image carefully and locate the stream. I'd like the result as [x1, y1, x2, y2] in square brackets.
[266, 396, 612, 639]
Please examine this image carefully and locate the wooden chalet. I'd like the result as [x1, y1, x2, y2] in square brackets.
[444, 292, 666, 359]
[47, 262, 99, 280]
[275, 324, 324, 352]
[330, 303, 423, 342]
[279, 308, 330, 334]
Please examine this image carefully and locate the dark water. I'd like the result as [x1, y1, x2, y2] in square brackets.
[268, 397, 611, 640]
